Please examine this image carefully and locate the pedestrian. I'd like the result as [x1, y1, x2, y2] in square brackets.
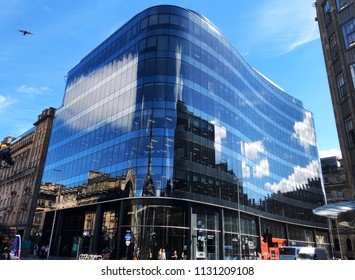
[38, 245, 46, 258]
[45, 245, 49, 258]
[102, 248, 110, 260]
[171, 250, 177, 260]
[133, 247, 140, 260]
[62, 244, 69, 256]
[33, 243, 38, 257]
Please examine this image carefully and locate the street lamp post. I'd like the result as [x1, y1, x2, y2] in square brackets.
[335, 217, 344, 259]
[236, 178, 243, 260]
[47, 169, 61, 259]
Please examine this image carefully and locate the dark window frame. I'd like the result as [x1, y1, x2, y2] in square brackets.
[342, 19, 355, 49]
[330, 34, 339, 60]
[336, 72, 347, 102]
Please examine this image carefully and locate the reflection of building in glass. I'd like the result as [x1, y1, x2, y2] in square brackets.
[38, 5, 329, 260]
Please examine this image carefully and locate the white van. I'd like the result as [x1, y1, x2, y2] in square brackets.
[297, 247, 328, 260]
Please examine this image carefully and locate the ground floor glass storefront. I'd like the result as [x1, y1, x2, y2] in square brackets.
[40, 198, 331, 260]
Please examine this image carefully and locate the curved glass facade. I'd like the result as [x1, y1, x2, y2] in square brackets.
[40, 5, 329, 260]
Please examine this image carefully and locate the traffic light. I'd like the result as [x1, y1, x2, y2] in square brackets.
[262, 233, 268, 243]
[262, 228, 274, 247]
[0, 143, 15, 168]
[267, 234, 273, 248]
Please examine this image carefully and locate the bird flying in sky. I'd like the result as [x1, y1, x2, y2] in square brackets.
[18, 29, 33, 35]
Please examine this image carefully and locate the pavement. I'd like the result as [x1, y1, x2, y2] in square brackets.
[21, 254, 74, 260]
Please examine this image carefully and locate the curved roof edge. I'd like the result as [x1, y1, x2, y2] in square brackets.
[71, 4, 304, 109]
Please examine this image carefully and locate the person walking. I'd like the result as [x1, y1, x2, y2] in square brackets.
[45, 245, 49, 258]
[171, 250, 177, 260]
[102, 248, 110, 260]
[33, 243, 38, 257]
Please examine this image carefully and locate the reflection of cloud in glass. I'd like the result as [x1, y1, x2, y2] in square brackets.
[292, 111, 316, 153]
[254, 158, 269, 178]
[241, 140, 269, 179]
[265, 160, 319, 193]
[242, 140, 264, 160]
[242, 161, 250, 178]
[175, 45, 183, 101]
[212, 121, 226, 164]
[66, 54, 138, 133]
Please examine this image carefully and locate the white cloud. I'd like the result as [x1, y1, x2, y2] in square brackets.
[0, 95, 8, 106]
[17, 85, 52, 95]
[0, 95, 17, 110]
[43, 6, 53, 12]
[265, 160, 320, 193]
[319, 148, 342, 159]
[251, 1, 319, 55]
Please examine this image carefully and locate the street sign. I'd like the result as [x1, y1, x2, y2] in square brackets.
[125, 232, 132, 241]
[196, 251, 206, 258]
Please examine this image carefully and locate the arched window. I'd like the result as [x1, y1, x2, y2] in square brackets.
[334, 238, 340, 251]
[346, 238, 353, 251]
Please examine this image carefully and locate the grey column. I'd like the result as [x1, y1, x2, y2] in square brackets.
[219, 208, 224, 260]
[90, 204, 103, 254]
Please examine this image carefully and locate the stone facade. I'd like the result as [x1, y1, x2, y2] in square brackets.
[315, 0, 355, 259]
[315, 0, 355, 200]
[321, 156, 355, 259]
[0, 107, 55, 247]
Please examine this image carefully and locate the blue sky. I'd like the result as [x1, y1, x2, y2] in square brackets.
[0, 0, 341, 158]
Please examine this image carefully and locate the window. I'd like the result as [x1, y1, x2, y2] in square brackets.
[334, 238, 340, 251]
[345, 116, 355, 148]
[336, 191, 344, 198]
[336, 73, 346, 102]
[326, 191, 332, 199]
[323, 1, 331, 25]
[350, 64, 355, 89]
[330, 34, 339, 60]
[346, 238, 353, 251]
[342, 19, 355, 49]
[336, 0, 352, 11]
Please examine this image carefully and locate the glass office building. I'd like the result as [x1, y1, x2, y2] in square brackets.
[40, 5, 329, 260]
